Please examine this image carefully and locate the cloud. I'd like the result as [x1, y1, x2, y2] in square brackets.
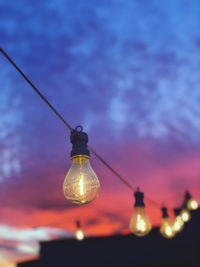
[0, 225, 73, 263]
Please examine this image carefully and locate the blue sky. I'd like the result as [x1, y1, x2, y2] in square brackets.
[0, 0, 200, 263]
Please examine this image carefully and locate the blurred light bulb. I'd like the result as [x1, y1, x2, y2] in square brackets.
[181, 209, 191, 222]
[160, 207, 175, 239]
[173, 208, 184, 233]
[63, 155, 100, 204]
[76, 229, 84, 241]
[185, 191, 198, 210]
[187, 198, 198, 210]
[173, 215, 184, 233]
[129, 189, 152, 237]
[160, 218, 175, 238]
[129, 207, 152, 236]
[75, 221, 84, 241]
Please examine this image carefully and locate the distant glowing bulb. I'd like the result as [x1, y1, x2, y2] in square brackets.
[63, 155, 100, 204]
[76, 228, 84, 241]
[75, 221, 84, 241]
[130, 207, 152, 236]
[181, 209, 191, 222]
[173, 216, 184, 233]
[160, 217, 175, 239]
[187, 199, 198, 210]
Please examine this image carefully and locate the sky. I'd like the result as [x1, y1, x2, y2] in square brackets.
[0, 0, 200, 264]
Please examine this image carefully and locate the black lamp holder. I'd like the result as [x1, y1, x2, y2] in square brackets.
[76, 221, 81, 229]
[174, 208, 181, 216]
[185, 191, 191, 201]
[161, 207, 169, 218]
[70, 126, 90, 158]
[134, 189, 145, 207]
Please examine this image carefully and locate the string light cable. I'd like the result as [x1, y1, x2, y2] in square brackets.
[0, 48, 136, 193]
[0, 48, 198, 215]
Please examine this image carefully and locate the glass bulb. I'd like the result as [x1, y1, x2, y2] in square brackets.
[75, 228, 84, 241]
[63, 155, 100, 204]
[187, 198, 198, 210]
[173, 215, 184, 233]
[180, 209, 191, 222]
[129, 207, 152, 236]
[160, 217, 175, 239]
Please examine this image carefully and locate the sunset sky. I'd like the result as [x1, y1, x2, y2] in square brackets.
[0, 0, 200, 264]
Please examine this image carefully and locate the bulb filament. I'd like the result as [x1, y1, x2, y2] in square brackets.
[76, 229, 84, 241]
[165, 226, 172, 236]
[79, 175, 84, 196]
[182, 211, 189, 221]
[137, 214, 146, 232]
[191, 200, 198, 209]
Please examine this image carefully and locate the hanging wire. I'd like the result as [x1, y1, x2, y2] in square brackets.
[88, 146, 136, 191]
[0, 48, 73, 133]
[0, 48, 180, 211]
[0, 48, 136, 192]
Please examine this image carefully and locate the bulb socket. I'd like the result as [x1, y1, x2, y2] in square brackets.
[182, 200, 187, 209]
[185, 191, 191, 201]
[76, 221, 81, 228]
[174, 208, 181, 216]
[134, 189, 145, 207]
[161, 207, 169, 218]
[70, 126, 90, 158]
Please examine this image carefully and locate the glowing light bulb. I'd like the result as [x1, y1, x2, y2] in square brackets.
[180, 209, 191, 222]
[75, 221, 84, 241]
[76, 229, 84, 241]
[187, 198, 198, 210]
[185, 191, 198, 210]
[129, 189, 152, 236]
[63, 155, 100, 204]
[160, 207, 175, 239]
[173, 216, 184, 232]
[130, 207, 152, 236]
[63, 126, 100, 205]
[173, 208, 184, 233]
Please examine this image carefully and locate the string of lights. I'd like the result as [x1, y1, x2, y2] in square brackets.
[0, 48, 199, 240]
[31, 191, 198, 241]
[0, 48, 166, 205]
[0, 48, 137, 193]
[0, 48, 136, 190]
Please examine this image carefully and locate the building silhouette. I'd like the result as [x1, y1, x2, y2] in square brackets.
[18, 209, 200, 267]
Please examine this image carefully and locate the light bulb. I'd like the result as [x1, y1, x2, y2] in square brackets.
[63, 126, 100, 205]
[129, 189, 152, 236]
[173, 208, 184, 233]
[75, 221, 84, 241]
[173, 216, 184, 233]
[63, 155, 100, 204]
[160, 207, 175, 239]
[187, 198, 198, 210]
[160, 217, 175, 238]
[180, 209, 191, 222]
[76, 228, 84, 241]
[129, 207, 152, 236]
[185, 191, 198, 210]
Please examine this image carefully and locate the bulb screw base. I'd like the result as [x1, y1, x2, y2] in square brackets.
[161, 207, 169, 218]
[76, 221, 81, 228]
[70, 126, 90, 158]
[174, 208, 181, 216]
[185, 191, 191, 201]
[134, 189, 145, 207]
[182, 200, 187, 209]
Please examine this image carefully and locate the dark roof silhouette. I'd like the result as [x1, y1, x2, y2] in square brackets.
[18, 209, 200, 267]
